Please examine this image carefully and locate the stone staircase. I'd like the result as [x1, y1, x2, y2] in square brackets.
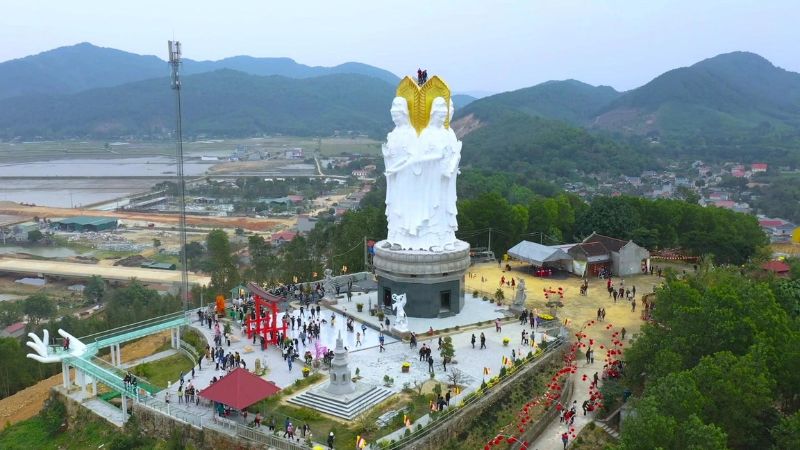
[597, 422, 620, 440]
[288, 385, 394, 420]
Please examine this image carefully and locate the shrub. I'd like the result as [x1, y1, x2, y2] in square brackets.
[494, 288, 505, 302]
[39, 396, 66, 436]
[598, 378, 626, 416]
[472, 290, 479, 298]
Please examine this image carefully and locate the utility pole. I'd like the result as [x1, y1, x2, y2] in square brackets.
[487, 227, 492, 256]
[168, 40, 190, 311]
[363, 236, 368, 271]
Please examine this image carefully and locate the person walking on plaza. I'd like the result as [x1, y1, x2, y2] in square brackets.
[621, 327, 626, 340]
[327, 431, 335, 449]
[355, 332, 362, 347]
[471, 333, 476, 348]
[379, 333, 385, 352]
[427, 355, 434, 373]
[480, 332, 487, 349]
[495, 318, 502, 332]
[562, 432, 569, 449]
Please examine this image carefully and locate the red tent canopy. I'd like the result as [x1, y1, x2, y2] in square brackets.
[199, 368, 281, 410]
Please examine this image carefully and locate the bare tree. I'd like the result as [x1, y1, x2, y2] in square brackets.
[447, 368, 466, 389]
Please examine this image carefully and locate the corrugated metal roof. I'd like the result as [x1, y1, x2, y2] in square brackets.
[508, 241, 572, 265]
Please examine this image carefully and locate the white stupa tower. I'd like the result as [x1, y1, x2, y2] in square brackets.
[325, 331, 355, 395]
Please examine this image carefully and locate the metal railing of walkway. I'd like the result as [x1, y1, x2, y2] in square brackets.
[135, 381, 308, 449]
[59, 311, 192, 416]
[68, 354, 146, 401]
[79, 311, 189, 350]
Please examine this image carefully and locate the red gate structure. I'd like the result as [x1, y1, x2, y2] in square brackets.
[244, 282, 287, 348]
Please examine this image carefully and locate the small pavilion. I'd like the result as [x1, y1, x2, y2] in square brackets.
[199, 368, 281, 411]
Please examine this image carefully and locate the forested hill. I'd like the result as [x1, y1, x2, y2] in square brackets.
[0, 70, 396, 139]
[458, 110, 655, 178]
[594, 51, 800, 138]
[452, 51, 800, 165]
[0, 42, 400, 99]
[455, 79, 620, 126]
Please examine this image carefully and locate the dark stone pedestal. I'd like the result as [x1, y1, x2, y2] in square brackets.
[372, 240, 471, 318]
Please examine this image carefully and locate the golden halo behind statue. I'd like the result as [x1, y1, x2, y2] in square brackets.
[396, 75, 452, 134]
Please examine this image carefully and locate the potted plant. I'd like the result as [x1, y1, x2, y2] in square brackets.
[401, 362, 411, 373]
[494, 288, 505, 305]
[472, 290, 479, 298]
[502, 337, 510, 346]
[302, 366, 311, 378]
[356, 303, 364, 312]
[378, 311, 385, 321]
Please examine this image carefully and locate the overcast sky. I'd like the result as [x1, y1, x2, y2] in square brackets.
[2, 0, 798, 93]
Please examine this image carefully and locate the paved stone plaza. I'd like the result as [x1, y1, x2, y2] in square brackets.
[331, 291, 513, 334]
[151, 261, 667, 450]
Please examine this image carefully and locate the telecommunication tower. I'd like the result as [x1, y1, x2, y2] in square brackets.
[168, 40, 190, 310]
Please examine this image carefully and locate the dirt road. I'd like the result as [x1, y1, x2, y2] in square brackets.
[0, 201, 288, 231]
[0, 331, 170, 427]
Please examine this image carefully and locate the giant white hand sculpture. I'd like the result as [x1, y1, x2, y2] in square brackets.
[26, 328, 88, 363]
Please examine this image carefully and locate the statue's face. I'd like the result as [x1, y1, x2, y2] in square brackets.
[429, 97, 448, 127]
[391, 98, 409, 126]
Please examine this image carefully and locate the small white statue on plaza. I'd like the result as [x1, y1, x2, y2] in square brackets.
[514, 279, 527, 307]
[322, 268, 336, 301]
[391, 293, 409, 332]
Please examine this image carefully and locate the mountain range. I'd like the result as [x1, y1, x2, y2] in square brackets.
[1, 44, 799, 168]
[454, 52, 800, 140]
[0, 42, 400, 99]
[453, 51, 800, 171]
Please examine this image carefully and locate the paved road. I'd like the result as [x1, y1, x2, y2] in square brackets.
[0, 257, 210, 285]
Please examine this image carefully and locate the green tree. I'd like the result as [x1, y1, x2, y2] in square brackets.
[206, 229, 239, 293]
[27, 229, 43, 243]
[690, 352, 776, 449]
[0, 301, 22, 326]
[458, 191, 528, 256]
[0, 338, 36, 398]
[23, 293, 55, 326]
[248, 234, 279, 284]
[440, 336, 455, 363]
[84, 275, 105, 303]
[772, 411, 800, 450]
[617, 397, 727, 450]
[183, 241, 206, 271]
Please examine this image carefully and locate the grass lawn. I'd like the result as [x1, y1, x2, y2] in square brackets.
[570, 422, 616, 449]
[0, 415, 116, 450]
[131, 353, 194, 389]
[150, 253, 180, 265]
